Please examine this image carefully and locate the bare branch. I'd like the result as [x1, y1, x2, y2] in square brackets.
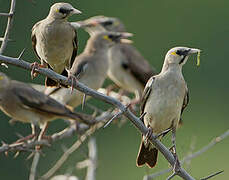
[40, 117, 106, 180]
[0, 111, 112, 154]
[77, 137, 97, 180]
[0, 55, 195, 180]
[0, 0, 16, 54]
[29, 152, 40, 180]
[144, 129, 229, 180]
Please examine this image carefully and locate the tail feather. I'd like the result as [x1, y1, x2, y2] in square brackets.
[136, 141, 158, 168]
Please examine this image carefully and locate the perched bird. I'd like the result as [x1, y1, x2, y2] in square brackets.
[44, 31, 133, 109]
[31, 3, 81, 86]
[77, 16, 157, 103]
[0, 72, 92, 141]
[136, 47, 200, 168]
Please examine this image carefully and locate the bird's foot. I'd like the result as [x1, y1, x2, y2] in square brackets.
[169, 145, 181, 173]
[146, 127, 153, 140]
[106, 84, 118, 96]
[155, 128, 171, 139]
[30, 62, 45, 79]
[14, 134, 36, 144]
[67, 73, 78, 94]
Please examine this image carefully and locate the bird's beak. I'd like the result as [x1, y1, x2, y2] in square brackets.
[76, 20, 99, 28]
[119, 32, 133, 44]
[71, 8, 82, 15]
[188, 48, 201, 55]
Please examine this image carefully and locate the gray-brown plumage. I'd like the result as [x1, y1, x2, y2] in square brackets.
[44, 31, 133, 109]
[31, 3, 81, 86]
[136, 47, 200, 168]
[0, 72, 92, 139]
[77, 16, 157, 101]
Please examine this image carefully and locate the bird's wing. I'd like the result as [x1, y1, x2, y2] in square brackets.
[69, 28, 78, 68]
[70, 54, 91, 79]
[140, 76, 155, 117]
[11, 81, 72, 116]
[31, 21, 42, 60]
[119, 44, 157, 86]
[179, 85, 189, 125]
[181, 86, 189, 116]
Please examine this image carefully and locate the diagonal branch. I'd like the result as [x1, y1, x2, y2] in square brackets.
[0, 54, 195, 180]
[144, 129, 229, 180]
[0, 0, 16, 54]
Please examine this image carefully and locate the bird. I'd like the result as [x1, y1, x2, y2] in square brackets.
[44, 31, 133, 109]
[0, 72, 92, 142]
[31, 2, 81, 87]
[136, 47, 201, 168]
[76, 16, 157, 104]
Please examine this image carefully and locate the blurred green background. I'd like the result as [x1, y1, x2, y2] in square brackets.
[0, 0, 229, 179]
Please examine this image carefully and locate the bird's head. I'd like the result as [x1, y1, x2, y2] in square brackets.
[85, 31, 133, 52]
[49, 3, 81, 20]
[0, 72, 10, 90]
[165, 47, 201, 67]
[76, 16, 126, 36]
[96, 31, 133, 47]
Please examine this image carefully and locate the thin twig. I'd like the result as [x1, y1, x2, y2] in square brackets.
[0, 55, 195, 180]
[0, 13, 12, 17]
[0, 0, 16, 54]
[144, 129, 229, 180]
[200, 170, 224, 180]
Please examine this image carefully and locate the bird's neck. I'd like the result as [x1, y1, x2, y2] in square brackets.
[46, 15, 67, 22]
[161, 62, 183, 76]
[84, 39, 108, 54]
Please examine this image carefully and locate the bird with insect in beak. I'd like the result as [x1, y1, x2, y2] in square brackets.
[31, 3, 81, 87]
[43, 31, 133, 110]
[74, 16, 157, 107]
[136, 47, 201, 170]
[0, 72, 93, 144]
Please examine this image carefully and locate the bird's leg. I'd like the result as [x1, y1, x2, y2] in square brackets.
[13, 124, 39, 144]
[170, 126, 181, 172]
[106, 84, 119, 96]
[30, 62, 46, 79]
[66, 69, 78, 93]
[36, 122, 50, 150]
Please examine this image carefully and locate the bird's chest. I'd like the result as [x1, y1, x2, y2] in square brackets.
[36, 23, 74, 70]
[144, 78, 186, 133]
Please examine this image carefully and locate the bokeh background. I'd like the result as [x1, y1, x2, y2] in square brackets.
[0, 0, 228, 179]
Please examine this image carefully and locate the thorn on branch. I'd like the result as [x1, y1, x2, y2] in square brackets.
[17, 48, 26, 60]
[166, 172, 177, 180]
[200, 170, 224, 180]
[0, 13, 12, 17]
[104, 104, 131, 128]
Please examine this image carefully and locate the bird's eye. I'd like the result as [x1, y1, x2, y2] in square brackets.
[108, 34, 114, 39]
[176, 50, 182, 56]
[59, 7, 70, 14]
[102, 21, 113, 26]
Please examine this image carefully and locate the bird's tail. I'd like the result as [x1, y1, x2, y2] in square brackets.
[136, 140, 158, 168]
